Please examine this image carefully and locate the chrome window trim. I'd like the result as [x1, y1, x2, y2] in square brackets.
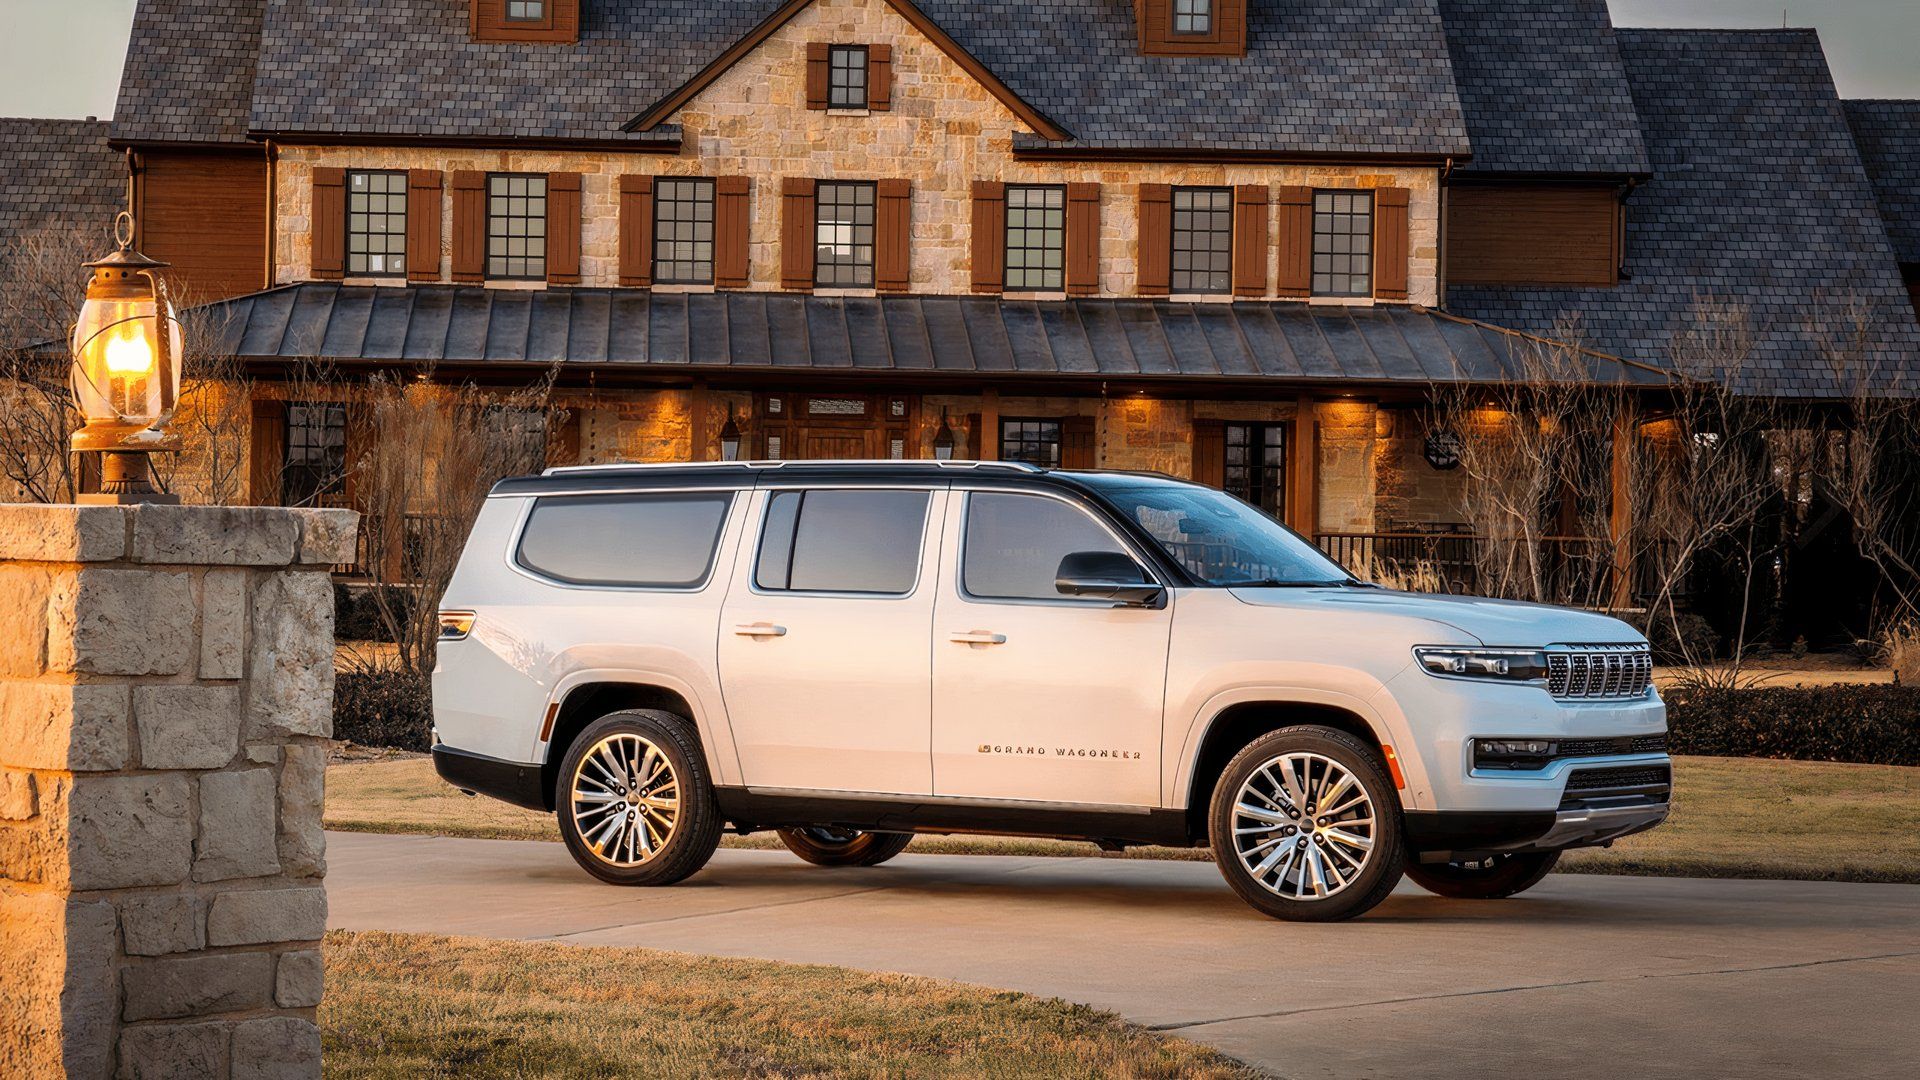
[504, 490, 738, 594]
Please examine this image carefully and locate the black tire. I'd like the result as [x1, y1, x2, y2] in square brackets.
[1208, 725, 1405, 922]
[775, 826, 915, 867]
[1405, 850, 1560, 899]
[555, 709, 722, 886]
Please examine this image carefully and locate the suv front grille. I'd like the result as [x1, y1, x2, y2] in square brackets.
[1559, 764, 1672, 810]
[1555, 734, 1667, 758]
[1547, 645, 1654, 700]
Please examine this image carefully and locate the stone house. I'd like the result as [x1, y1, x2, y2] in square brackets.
[3, 0, 1917, 596]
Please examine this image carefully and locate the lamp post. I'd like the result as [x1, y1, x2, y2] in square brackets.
[69, 212, 183, 504]
[717, 412, 743, 462]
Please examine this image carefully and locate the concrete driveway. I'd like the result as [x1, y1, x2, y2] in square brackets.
[327, 831, 1920, 1079]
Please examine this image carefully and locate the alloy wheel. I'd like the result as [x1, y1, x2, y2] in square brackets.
[1229, 751, 1377, 900]
[570, 732, 680, 867]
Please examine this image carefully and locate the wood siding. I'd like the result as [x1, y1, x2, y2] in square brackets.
[1136, 183, 1172, 296]
[1191, 418, 1225, 488]
[1374, 187, 1410, 300]
[1446, 184, 1621, 287]
[406, 170, 443, 282]
[1136, 0, 1247, 57]
[1062, 415, 1097, 469]
[1275, 186, 1312, 298]
[136, 150, 267, 301]
[470, 0, 579, 44]
[450, 171, 487, 283]
[715, 175, 752, 288]
[1066, 183, 1101, 296]
[546, 171, 583, 284]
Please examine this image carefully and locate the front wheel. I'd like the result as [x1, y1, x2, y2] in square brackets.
[1404, 850, 1560, 899]
[776, 826, 914, 867]
[1208, 726, 1405, 922]
[556, 710, 722, 886]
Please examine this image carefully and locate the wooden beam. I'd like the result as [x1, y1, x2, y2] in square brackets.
[1287, 397, 1318, 535]
[978, 388, 1000, 460]
[1608, 399, 1635, 610]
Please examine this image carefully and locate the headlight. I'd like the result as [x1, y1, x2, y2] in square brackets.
[1413, 647, 1549, 683]
[1474, 738, 1559, 770]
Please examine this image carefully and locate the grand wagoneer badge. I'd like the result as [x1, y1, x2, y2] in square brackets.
[979, 744, 1143, 760]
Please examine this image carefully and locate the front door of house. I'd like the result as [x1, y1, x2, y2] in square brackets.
[758, 393, 915, 461]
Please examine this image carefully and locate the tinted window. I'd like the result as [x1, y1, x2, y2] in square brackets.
[963, 493, 1131, 601]
[1095, 482, 1347, 586]
[756, 489, 929, 594]
[517, 494, 732, 587]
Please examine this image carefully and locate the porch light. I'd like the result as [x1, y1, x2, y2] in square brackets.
[718, 412, 743, 461]
[932, 409, 957, 460]
[69, 212, 183, 504]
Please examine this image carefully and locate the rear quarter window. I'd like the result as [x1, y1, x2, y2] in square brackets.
[515, 493, 733, 587]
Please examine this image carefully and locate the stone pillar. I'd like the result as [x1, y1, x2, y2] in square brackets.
[0, 504, 356, 1079]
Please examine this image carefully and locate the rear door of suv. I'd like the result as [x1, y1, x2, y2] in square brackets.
[929, 487, 1173, 806]
[717, 479, 948, 796]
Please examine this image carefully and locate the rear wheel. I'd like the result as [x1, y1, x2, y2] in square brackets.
[1208, 726, 1405, 922]
[556, 710, 721, 886]
[1405, 850, 1560, 899]
[776, 826, 914, 867]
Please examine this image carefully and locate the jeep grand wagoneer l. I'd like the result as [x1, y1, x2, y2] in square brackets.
[431, 461, 1670, 921]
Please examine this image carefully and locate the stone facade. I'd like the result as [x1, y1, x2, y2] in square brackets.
[0, 503, 355, 1080]
[272, 0, 1441, 305]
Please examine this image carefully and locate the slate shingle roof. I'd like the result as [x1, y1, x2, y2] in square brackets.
[190, 283, 1668, 387]
[0, 119, 124, 251]
[1438, 0, 1648, 176]
[110, 0, 264, 145]
[1447, 30, 1920, 397]
[921, 0, 1468, 155]
[1845, 100, 1920, 265]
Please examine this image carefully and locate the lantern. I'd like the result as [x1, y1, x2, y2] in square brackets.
[932, 408, 957, 460]
[718, 413, 743, 462]
[70, 213, 183, 503]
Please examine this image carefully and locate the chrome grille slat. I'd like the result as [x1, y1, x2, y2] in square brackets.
[1546, 645, 1653, 701]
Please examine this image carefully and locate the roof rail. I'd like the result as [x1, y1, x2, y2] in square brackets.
[541, 459, 1046, 476]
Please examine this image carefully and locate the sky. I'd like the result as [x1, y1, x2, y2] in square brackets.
[0, 0, 1913, 120]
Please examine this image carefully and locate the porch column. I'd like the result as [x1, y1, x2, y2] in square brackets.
[978, 389, 1000, 461]
[1608, 398, 1636, 610]
[1286, 396, 1319, 536]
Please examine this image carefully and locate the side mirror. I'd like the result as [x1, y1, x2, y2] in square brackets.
[1054, 550, 1164, 607]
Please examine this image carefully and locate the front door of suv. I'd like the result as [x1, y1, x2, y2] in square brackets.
[930, 489, 1172, 807]
[718, 484, 946, 796]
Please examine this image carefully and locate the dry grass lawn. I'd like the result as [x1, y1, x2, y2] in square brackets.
[321, 930, 1258, 1079]
[326, 755, 1920, 884]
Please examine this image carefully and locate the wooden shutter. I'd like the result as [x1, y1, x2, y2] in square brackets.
[310, 167, 345, 279]
[451, 171, 487, 282]
[868, 44, 892, 111]
[806, 42, 830, 110]
[618, 175, 653, 288]
[1136, 183, 1171, 296]
[406, 169, 442, 282]
[546, 171, 583, 284]
[1066, 182, 1101, 296]
[715, 176, 752, 288]
[970, 181, 1005, 294]
[1191, 418, 1226, 488]
[876, 179, 912, 292]
[1062, 415, 1097, 469]
[249, 398, 287, 505]
[1233, 184, 1269, 297]
[781, 177, 816, 291]
[1276, 186, 1313, 298]
[1373, 187, 1410, 300]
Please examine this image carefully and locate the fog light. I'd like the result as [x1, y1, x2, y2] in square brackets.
[1474, 738, 1560, 770]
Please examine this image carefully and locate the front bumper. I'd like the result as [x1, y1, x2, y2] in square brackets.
[1405, 798, 1669, 859]
[1521, 801, 1669, 851]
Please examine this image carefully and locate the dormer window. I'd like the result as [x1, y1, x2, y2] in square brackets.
[505, 1, 545, 21]
[471, 0, 576, 43]
[829, 46, 869, 110]
[1173, 0, 1212, 35]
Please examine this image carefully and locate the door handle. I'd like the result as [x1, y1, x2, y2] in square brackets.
[949, 631, 1007, 645]
[733, 623, 788, 637]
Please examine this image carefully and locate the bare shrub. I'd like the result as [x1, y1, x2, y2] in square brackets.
[1352, 553, 1444, 594]
[1885, 622, 1920, 687]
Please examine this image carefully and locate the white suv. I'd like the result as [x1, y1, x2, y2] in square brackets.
[432, 461, 1669, 921]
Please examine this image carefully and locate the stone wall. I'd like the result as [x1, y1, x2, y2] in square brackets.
[272, 0, 1441, 304]
[0, 503, 355, 1079]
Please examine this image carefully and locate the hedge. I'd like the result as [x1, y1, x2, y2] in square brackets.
[333, 667, 433, 753]
[1665, 684, 1920, 766]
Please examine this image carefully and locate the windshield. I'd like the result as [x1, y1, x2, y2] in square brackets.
[1093, 482, 1351, 587]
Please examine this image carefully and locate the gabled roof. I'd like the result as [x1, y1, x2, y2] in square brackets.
[1845, 100, 1920, 265]
[111, 0, 264, 146]
[190, 283, 1669, 388]
[1438, 0, 1649, 176]
[1448, 30, 1920, 398]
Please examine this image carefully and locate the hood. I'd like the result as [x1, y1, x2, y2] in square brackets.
[1227, 587, 1644, 648]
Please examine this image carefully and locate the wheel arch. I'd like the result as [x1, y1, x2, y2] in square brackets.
[541, 679, 710, 811]
[1179, 698, 1394, 844]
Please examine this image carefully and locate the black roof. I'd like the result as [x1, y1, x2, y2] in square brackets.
[1845, 100, 1920, 266]
[191, 282, 1670, 389]
[110, 0, 264, 145]
[1447, 30, 1920, 397]
[1438, 0, 1649, 176]
[0, 118, 126, 349]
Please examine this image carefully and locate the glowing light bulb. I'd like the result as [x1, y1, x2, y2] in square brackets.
[104, 329, 154, 374]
